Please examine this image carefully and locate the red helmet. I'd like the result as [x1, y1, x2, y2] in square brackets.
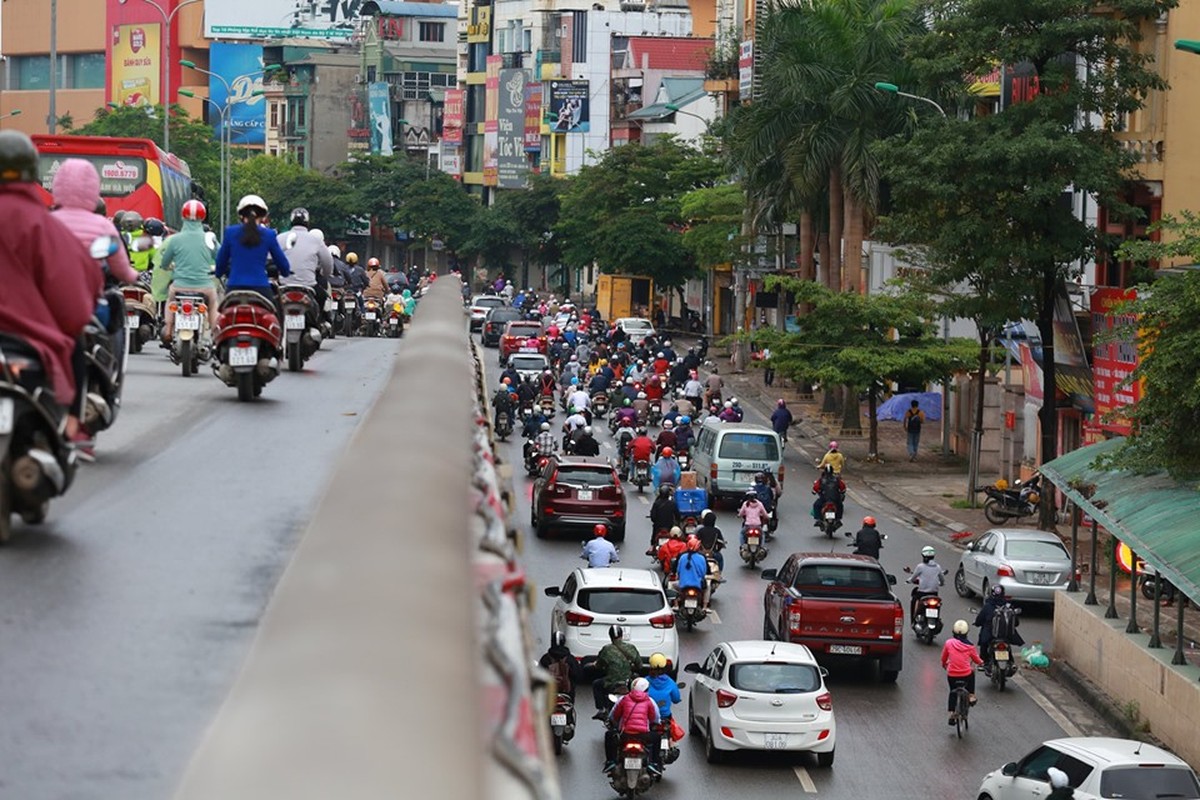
[863, 516, 876, 526]
[687, 537, 701, 552]
[593, 523, 608, 537]
[368, 257, 381, 267]
[181, 199, 206, 221]
[661, 447, 674, 458]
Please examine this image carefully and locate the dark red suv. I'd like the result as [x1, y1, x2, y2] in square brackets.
[499, 321, 547, 364]
[532, 457, 627, 541]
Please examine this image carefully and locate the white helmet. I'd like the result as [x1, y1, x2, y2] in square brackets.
[309, 228, 325, 244]
[328, 244, 341, 258]
[540, 422, 551, 431]
[237, 194, 268, 215]
[952, 619, 969, 635]
[663, 419, 673, 428]
[584, 426, 593, 436]
[637, 391, 646, 399]
[922, 546, 936, 558]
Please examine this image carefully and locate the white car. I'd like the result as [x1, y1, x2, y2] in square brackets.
[685, 641, 836, 766]
[977, 737, 1200, 800]
[615, 317, 655, 345]
[509, 353, 551, 383]
[468, 295, 507, 331]
[544, 568, 679, 671]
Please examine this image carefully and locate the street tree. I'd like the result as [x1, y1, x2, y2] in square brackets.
[393, 171, 481, 261]
[680, 183, 745, 269]
[877, 0, 1173, 525]
[230, 155, 356, 237]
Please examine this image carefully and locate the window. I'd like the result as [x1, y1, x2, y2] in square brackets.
[729, 663, 821, 694]
[12, 55, 56, 90]
[419, 22, 445, 42]
[269, 102, 280, 129]
[8, 53, 105, 90]
[575, 588, 664, 615]
[553, 466, 616, 488]
[1016, 746, 1064, 780]
[571, 11, 588, 63]
[717, 433, 780, 462]
[561, 573, 578, 603]
[469, 43, 489, 73]
[1004, 538, 1069, 560]
[523, 28, 533, 53]
[1100, 766, 1200, 799]
[793, 564, 890, 599]
[69, 53, 105, 89]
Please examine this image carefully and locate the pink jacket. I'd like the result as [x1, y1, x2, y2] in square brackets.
[51, 158, 138, 283]
[611, 689, 660, 734]
[0, 183, 103, 401]
[941, 636, 983, 677]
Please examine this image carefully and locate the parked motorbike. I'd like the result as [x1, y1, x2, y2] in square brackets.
[1140, 571, 1177, 603]
[362, 297, 383, 337]
[122, 282, 157, 354]
[980, 475, 1041, 524]
[211, 291, 282, 402]
[167, 290, 211, 377]
[739, 525, 768, 567]
[816, 502, 843, 537]
[675, 584, 706, 630]
[278, 284, 322, 372]
[550, 692, 576, 755]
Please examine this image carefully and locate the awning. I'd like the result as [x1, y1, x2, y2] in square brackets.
[1040, 438, 1200, 603]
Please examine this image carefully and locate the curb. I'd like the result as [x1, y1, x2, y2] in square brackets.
[862, 479, 971, 535]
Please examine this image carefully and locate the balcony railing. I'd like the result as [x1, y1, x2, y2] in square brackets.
[1116, 136, 1164, 164]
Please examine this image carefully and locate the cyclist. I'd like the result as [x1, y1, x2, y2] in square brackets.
[941, 619, 983, 725]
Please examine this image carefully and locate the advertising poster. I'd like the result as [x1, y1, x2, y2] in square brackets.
[1090, 287, 1140, 435]
[497, 69, 529, 188]
[204, 0, 359, 40]
[209, 42, 266, 146]
[368, 81, 394, 156]
[739, 40, 754, 97]
[483, 55, 501, 187]
[547, 80, 589, 133]
[442, 88, 465, 145]
[110, 22, 161, 108]
[523, 82, 543, 152]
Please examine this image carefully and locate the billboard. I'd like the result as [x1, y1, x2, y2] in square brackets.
[739, 41, 754, 97]
[109, 22, 160, 108]
[368, 82, 394, 156]
[483, 55, 501, 186]
[442, 88, 464, 145]
[203, 0, 360, 40]
[209, 43, 266, 146]
[547, 80, 589, 133]
[523, 82, 542, 153]
[1091, 287, 1140, 435]
[497, 69, 529, 188]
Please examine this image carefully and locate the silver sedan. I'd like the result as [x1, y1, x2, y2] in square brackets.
[954, 528, 1073, 603]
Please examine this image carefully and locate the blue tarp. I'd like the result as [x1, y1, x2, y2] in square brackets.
[876, 392, 943, 422]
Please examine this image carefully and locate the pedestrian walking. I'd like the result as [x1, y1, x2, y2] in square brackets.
[903, 399, 925, 461]
[762, 347, 775, 386]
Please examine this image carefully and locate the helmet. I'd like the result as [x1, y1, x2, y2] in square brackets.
[502, 377, 511, 385]
[921, 546, 936, 559]
[583, 426, 593, 436]
[863, 516, 876, 526]
[608, 624, 626, 641]
[636, 427, 647, 435]
[952, 620, 969, 635]
[121, 211, 145, 232]
[663, 419, 674, 429]
[570, 377, 579, 385]
[0, 130, 38, 183]
[724, 401, 732, 409]
[664, 339, 672, 347]
[540, 422, 551, 431]
[143, 218, 166, 237]
[777, 399, 786, 407]
[237, 194, 268, 215]
[649, 652, 669, 669]
[637, 392, 646, 399]
[620, 417, 633, 427]
[679, 416, 690, 425]
[1047, 768, 1068, 789]
[829, 441, 839, 450]
[686, 537, 701, 552]
[551, 630, 566, 649]
[658, 484, 672, 498]
[744, 489, 757, 499]
[731, 398, 739, 406]
[990, 584, 1006, 598]
[623, 398, 631, 407]
[181, 199, 207, 221]
[328, 244, 341, 258]
[625, 376, 634, 384]
[346, 252, 359, 264]
[657, 352, 665, 358]
[661, 447, 674, 457]
[309, 228, 325, 244]
[701, 509, 716, 525]
[593, 523, 608, 537]
[290, 207, 311, 226]
[367, 257, 381, 268]
[669, 526, 683, 539]
[631, 677, 650, 693]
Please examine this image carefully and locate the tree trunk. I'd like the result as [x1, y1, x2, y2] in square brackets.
[827, 171, 843, 292]
[840, 384, 861, 434]
[821, 387, 838, 416]
[1037, 268, 1059, 530]
[969, 327, 990, 505]
[816, 231, 831, 290]
[868, 383, 878, 457]
[799, 209, 815, 282]
[842, 192, 864, 294]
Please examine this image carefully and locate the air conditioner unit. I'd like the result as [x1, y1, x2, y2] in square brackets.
[354, 74, 366, 84]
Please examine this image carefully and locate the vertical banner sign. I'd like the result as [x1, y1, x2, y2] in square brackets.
[368, 81, 394, 156]
[1052, 284, 1095, 412]
[483, 55, 502, 186]
[442, 88, 465, 145]
[523, 82, 543, 152]
[110, 22, 161, 107]
[497, 69, 529, 188]
[547, 80, 589, 133]
[209, 42, 267, 145]
[1090, 287, 1139, 435]
[738, 40, 754, 97]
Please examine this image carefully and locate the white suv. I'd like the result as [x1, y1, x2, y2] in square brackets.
[544, 568, 679, 670]
[615, 317, 655, 345]
[978, 737, 1200, 800]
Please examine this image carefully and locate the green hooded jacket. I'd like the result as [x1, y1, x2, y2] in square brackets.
[157, 220, 216, 289]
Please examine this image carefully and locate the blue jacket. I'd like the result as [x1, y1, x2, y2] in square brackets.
[215, 224, 291, 289]
[647, 673, 682, 719]
[771, 406, 793, 434]
[581, 538, 620, 567]
[675, 551, 708, 590]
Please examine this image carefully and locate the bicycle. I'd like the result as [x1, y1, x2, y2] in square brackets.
[950, 678, 971, 738]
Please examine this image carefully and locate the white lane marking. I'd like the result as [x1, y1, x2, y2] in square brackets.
[793, 766, 817, 793]
[603, 441, 614, 450]
[706, 610, 722, 625]
[1021, 674, 1083, 737]
[639, 496, 649, 506]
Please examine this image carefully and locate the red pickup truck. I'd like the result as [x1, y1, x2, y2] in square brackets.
[761, 552, 904, 682]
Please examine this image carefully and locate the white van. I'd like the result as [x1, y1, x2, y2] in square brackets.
[692, 418, 785, 504]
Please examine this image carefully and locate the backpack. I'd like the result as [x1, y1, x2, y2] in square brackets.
[991, 604, 1018, 642]
[905, 410, 923, 432]
[548, 656, 573, 694]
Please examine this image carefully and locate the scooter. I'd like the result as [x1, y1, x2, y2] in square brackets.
[675, 447, 690, 472]
[122, 281, 157, 354]
[336, 290, 357, 338]
[816, 502, 843, 537]
[495, 409, 513, 441]
[592, 393, 609, 419]
[278, 284, 322, 372]
[989, 640, 1018, 691]
[675, 584, 707, 630]
[739, 525, 768, 567]
[386, 302, 405, 338]
[362, 297, 383, 337]
[167, 290, 211, 378]
[550, 692, 576, 755]
[979, 475, 1041, 524]
[608, 734, 658, 797]
[631, 459, 651, 492]
[211, 291, 282, 402]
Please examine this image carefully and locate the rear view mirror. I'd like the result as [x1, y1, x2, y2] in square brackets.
[683, 662, 702, 674]
[1001, 762, 1019, 777]
[887, 574, 898, 585]
[90, 236, 117, 259]
[543, 586, 561, 597]
[760, 568, 778, 581]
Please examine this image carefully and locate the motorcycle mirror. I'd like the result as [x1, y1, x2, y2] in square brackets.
[90, 235, 117, 259]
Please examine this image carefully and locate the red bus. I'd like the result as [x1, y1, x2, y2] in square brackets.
[32, 135, 196, 231]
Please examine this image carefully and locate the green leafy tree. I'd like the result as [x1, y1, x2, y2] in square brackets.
[878, 0, 1173, 524]
[501, 173, 563, 271]
[67, 105, 221, 200]
[340, 155, 428, 225]
[464, 204, 521, 270]
[680, 184, 745, 268]
[393, 171, 481, 259]
[753, 277, 975, 454]
[230, 155, 356, 237]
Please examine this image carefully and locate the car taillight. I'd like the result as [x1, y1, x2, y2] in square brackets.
[788, 603, 802, 634]
[996, 564, 1015, 578]
[815, 692, 832, 711]
[710, 462, 718, 480]
[894, 604, 904, 638]
[565, 611, 593, 626]
[649, 613, 675, 629]
[778, 464, 785, 487]
[716, 689, 738, 708]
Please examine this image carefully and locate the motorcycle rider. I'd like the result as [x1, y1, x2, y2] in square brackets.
[751, 471, 776, 519]
[645, 652, 681, 735]
[718, 400, 740, 422]
[648, 484, 678, 552]
[695, 509, 726, 570]
[282, 208, 333, 325]
[582, 523, 620, 568]
[729, 397, 744, 422]
[654, 418, 677, 456]
[817, 440, 846, 475]
[592, 625, 642, 717]
[672, 537, 709, 609]
[975, 584, 1024, 672]
[941, 620, 983, 723]
[345, 252, 369, 299]
[908, 545, 945, 620]
[517, 375, 540, 408]
[626, 427, 656, 480]
[0, 130, 103, 448]
[811, 464, 847, 525]
[674, 415, 695, 453]
[614, 397, 639, 429]
[158, 199, 219, 340]
[538, 369, 557, 398]
[656, 526, 687, 574]
[631, 391, 651, 425]
[539, 630, 584, 701]
[574, 425, 601, 457]
[492, 378, 516, 431]
[704, 367, 724, 407]
[532, 421, 558, 458]
[652, 447, 681, 492]
[850, 516, 884, 559]
[737, 489, 769, 546]
[363, 257, 390, 301]
[603, 676, 661, 775]
[50, 158, 138, 286]
[216, 194, 292, 296]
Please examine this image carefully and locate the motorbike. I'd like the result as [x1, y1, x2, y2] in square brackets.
[705, 551, 723, 598]
[816, 501, 843, 537]
[979, 475, 1041, 524]
[321, 290, 338, 340]
[675, 447, 690, 472]
[608, 734, 658, 797]
[631, 459, 651, 492]
[912, 594, 945, 644]
[1140, 571, 1177, 603]
[655, 721, 680, 765]
[362, 297, 383, 337]
[739, 525, 768, 567]
[648, 404, 663, 428]
[167, 290, 211, 378]
[211, 291, 282, 402]
[539, 395, 557, 419]
[526, 449, 553, 478]
[122, 281, 157, 354]
[592, 393, 609, 419]
[336, 290, 357, 338]
[989, 639, 1018, 691]
[608, 411, 622, 436]
[495, 409, 513, 442]
[278, 284, 322, 372]
[550, 692, 576, 755]
[675, 584, 706, 630]
[386, 301, 405, 338]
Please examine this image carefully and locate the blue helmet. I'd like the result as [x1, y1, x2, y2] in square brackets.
[679, 415, 691, 425]
[570, 377, 579, 385]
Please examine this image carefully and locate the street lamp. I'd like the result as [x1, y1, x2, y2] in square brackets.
[873, 82, 948, 118]
[119, 0, 205, 153]
[1175, 39, 1200, 54]
[0, 110, 23, 124]
[664, 102, 708, 122]
[178, 89, 230, 229]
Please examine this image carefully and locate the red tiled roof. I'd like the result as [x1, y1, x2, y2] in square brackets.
[627, 37, 711, 72]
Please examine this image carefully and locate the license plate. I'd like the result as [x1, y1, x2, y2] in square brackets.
[995, 649, 1010, 661]
[364, 312, 377, 321]
[577, 490, 593, 501]
[825, 511, 836, 520]
[389, 318, 399, 325]
[925, 607, 940, 618]
[229, 346, 258, 367]
[828, 644, 862, 655]
[285, 315, 306, 330]
[177, 314, 201, 330]
[764, 733, 788, 750]
[684, 599, 698, 609]
[624, 757, 643, 770]
[1030, 572, 1057, 585]
[550, 714, 567, 726]
[0, 397, 13, 435]
[520, 346, 537, 352]
[660, 738, 669, 751]
[747, 535, 760, 546]
[126, 313, 140, 329]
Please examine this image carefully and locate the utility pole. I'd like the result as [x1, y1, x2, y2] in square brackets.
[47, 0, 58, 133]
